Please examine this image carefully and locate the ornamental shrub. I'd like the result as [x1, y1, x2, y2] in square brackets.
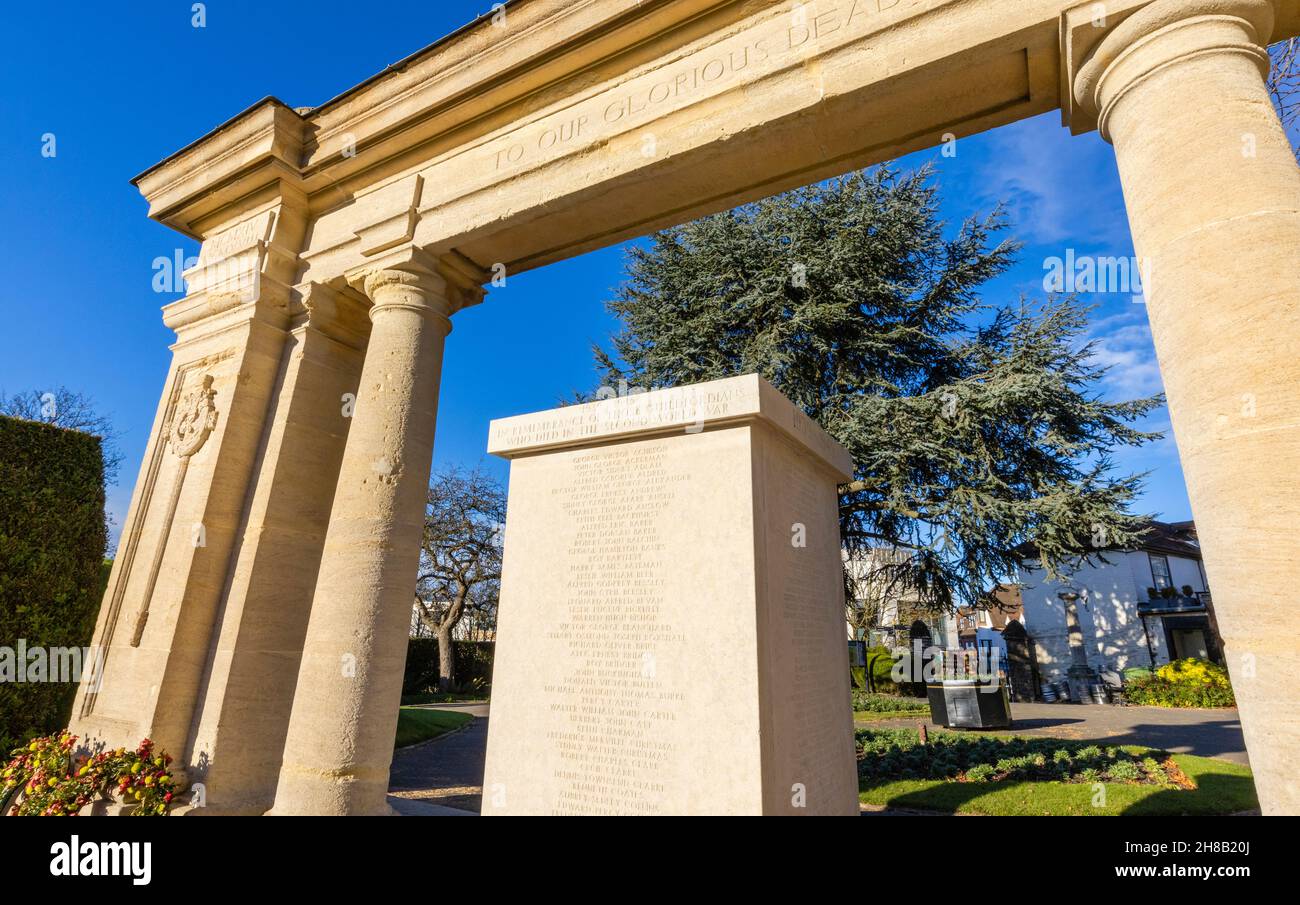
[1, 733, 176, 816]
[865, 647, 898, 692]
[1106, 760, 1142, 782]
[402, 638, 494, 694]
[850, 691, 928, 714]
[856, 727, 1178, 787]
[1123, 657, 1235, 708]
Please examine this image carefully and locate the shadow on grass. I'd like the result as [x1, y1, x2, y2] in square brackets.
[865, 780, 1016, 814]
[859, 777, 1131, 816]
[859, 755, 1258, 815]
[1119, 768, 1258, 815]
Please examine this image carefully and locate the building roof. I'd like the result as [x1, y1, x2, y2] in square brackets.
[1139, 520, 1201, 558]
[1015, 519, 1201, 563]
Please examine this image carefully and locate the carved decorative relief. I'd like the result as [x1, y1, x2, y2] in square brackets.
[169, 374, 219, 458]
[129, 372, 220, 647]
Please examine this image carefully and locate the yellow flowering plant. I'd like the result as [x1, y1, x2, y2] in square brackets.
[1156, 658, 1228, 686]
[1126, 657, 1235, 708]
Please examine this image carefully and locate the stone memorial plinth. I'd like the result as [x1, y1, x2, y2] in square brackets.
[481, 374, 858, 815]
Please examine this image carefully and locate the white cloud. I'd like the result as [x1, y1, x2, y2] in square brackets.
[971, 114, 1131, 247]
[1083, 309, 1165, 400]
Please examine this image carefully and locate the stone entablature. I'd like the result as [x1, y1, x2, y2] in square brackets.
[136, 1, 1300, 283]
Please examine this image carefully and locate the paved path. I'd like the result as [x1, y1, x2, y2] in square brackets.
[388, 703, 489, 814]
[862, 703, 1248, 764]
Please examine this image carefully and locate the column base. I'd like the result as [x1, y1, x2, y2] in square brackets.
[268, 760, 399, 816]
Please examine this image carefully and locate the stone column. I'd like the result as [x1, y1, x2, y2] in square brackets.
[1059, 590, 1092, 704]
[270, 255, 459, 815]
[1074, 0, 1300, 814]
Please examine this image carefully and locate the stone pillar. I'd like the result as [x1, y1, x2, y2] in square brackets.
[1060, 591, 1092, 704]
[182, 282, 370, 814]
[483, 375, 860, 815]
[1073, 0, 1300, 814]
[69, 199, 306, 775]
[270, 253, 467, 815]
[1001, 621, 1038, 703]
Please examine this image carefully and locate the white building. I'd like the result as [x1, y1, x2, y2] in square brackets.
[845, 546, 957, 650]
[1016, 521, 1218, 683]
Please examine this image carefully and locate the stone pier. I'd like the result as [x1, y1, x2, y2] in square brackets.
[481, 375, 859, 815]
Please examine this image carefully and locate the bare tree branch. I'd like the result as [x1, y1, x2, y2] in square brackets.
[412, 465, 506, 691]
[1270, 38, 1300, 158]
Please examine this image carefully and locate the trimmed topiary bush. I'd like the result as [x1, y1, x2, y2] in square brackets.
[0, 416, 107, 754]
[865, 646, 899, 693]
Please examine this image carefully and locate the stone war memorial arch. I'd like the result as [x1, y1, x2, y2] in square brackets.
[70, 0, 1300, 815]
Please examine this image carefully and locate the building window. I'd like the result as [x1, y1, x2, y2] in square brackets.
[1149, 554, 1172, 591]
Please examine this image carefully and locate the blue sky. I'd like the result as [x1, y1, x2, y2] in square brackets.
[2, 0, 1198, 549]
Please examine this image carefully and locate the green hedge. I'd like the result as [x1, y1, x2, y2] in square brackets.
[0, 416, 107, 753]
[402, 638, 494, 695]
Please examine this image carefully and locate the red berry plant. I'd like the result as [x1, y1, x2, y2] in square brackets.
[1, 733, 177, 816]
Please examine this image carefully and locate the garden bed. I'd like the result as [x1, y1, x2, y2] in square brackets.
[400, 691, 489, 706]
[856, 727, 1257, 815]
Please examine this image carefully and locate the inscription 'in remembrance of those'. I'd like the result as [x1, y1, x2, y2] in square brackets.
[543, 440, 688, 815]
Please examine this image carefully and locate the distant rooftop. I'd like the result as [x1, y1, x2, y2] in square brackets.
[1015, 519, 1201, 563]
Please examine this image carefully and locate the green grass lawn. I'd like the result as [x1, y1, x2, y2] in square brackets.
[860, 752, 1257, 815]
[400, 691, 489, 705]
[394, 707, 474, 748]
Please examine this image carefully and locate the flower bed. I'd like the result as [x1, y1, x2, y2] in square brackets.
[1123, 657, 1235, 708]
[856, 727, 1187, 787]
[2, 733, 177, 816]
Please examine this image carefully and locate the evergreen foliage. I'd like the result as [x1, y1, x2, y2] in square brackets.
[594, 167, 1162, 611]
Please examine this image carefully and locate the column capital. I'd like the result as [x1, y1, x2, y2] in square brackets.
[1062, 0, 1274, 139]
[345, 247, 488, 326]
